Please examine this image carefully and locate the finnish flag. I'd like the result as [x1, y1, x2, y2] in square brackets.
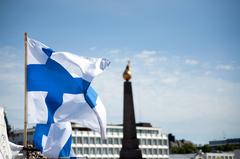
[27, 37, 109, 138]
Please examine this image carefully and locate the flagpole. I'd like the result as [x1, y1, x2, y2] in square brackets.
[24, 32, 28, 147]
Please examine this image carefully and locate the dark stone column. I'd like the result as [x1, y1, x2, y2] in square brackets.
[120, 81, 143, 159]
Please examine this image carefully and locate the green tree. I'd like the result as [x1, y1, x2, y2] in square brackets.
[170, 143, 197, 154]
[181, 142, 197, 153]
[202, 144, 211, 153]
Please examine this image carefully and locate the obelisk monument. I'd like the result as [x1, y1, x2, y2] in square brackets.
[120, 61, 143, 159]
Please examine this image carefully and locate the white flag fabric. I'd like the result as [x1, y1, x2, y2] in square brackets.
[34, 122, 73, 158]
[27, 37, 109, 138]
[43, 122, 72, 157]
[0, 107, 12, 159]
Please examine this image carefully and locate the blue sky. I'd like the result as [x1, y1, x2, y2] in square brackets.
[1, 0, 240, 144]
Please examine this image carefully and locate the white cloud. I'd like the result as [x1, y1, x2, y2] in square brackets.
[135, 50, 157, 65]
[109, 49, 121, 54]
[135, 50, 157, 58]
[158, 56, 168, 62]
[204, 71, 212, 76]
[89, 47, 96, 51]
[216, 64, 235, 71]
[185, 59, 199, 65]
[160, 76, 179, 85]
[135, 50, 168, 66]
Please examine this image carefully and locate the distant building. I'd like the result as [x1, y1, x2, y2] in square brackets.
[168, 133, 176, 150]
[169, 137, 195, 154]
[194, 152, 234, 159]
[170, 152, 234, 159]
[168, 134, 175, 143]
[209, 138, 240, 147]
[169, 153, 195, 159]
[9, 128, 34, 145]
[10, 123, 169, 159]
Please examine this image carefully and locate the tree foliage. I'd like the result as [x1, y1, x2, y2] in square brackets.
[170, 142, 197, 154]
[216, 144, 240, 152]
[202, 144, 211, 153]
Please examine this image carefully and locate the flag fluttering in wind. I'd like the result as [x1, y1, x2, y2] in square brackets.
[27, 37, 109, 137]
[26, 37, 109, 157]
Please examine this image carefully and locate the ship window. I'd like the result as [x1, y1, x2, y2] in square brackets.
[159, 149, 162, 154]
[108, 138, 113, 144]
[77, 147, 82, 154]
[114, 148, 118, 154]
[96, 138, 101, 144]
[138, 129, 142, 134]
[84, 148, 89, 154]
[146, 149, 150, 155]
[143, 149, 147, 154]
[109, 148, 113, 154]
[103, 148, 107, 154]
[90, 137, 94, 144]
[148, 139, 152, 145]
[164, 139, 167, 145]
[90, 148, 95, 154]
[84, 137, 88, 144]
[149, 149, 152, 154]
[164, 149, 168, 154]
[102, 139, 107, 144]
[73, 137, 76, 144]
[114, 138, 119, 144]
[77, 137, 82, 144]
[117, 129, 121, 133]
[153, 139, 157, 145]
[112, 129, 116, 133]
[96, 148, 101, 154]
[143, 139, 147, 145]
[158, 139, 162, 145]
[153, 149, 157, 154]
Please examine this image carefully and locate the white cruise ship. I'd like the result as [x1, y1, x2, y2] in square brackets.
[72, 123, 169, 159]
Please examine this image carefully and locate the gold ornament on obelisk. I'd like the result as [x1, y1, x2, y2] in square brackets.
[123, 61, 132, 81]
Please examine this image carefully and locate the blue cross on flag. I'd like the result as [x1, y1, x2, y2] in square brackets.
[27, 37, 110, 138]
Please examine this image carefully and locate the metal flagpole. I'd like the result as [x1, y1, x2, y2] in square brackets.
[24, 32, 28, 147]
